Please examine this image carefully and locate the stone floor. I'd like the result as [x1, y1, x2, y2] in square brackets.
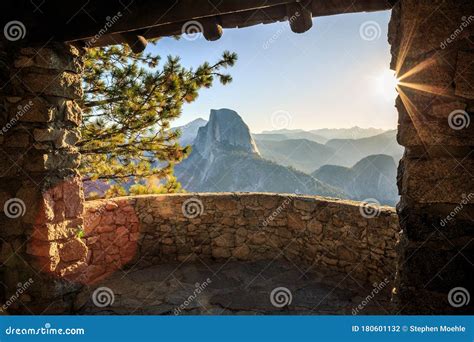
[75, 260, 393, 315]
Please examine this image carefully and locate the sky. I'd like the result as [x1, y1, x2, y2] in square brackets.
[147, 10, 398, 133]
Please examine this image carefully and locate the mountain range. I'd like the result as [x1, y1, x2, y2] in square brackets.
[253, 131, 327, 144]
[312, 154, 398, 206]
[259, 126, 386, 140]
[173, 108, 401, 205]
[173, 118, 208, 147]
[255, 138, 338, 173]
[174, 109, 342, 197]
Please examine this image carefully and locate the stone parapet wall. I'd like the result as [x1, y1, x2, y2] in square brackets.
[83, 193, 399, 285]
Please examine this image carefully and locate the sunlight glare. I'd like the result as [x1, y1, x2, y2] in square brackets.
[374, 69, 399, 101]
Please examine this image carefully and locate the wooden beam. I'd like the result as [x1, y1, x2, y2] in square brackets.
[120, 33, 148, 53]
[311, 0, 397, 15]
[0, 0, 395, 45]
[0, 0, 298, 43]
[286, 2, 313, 34]
[201, 17, 223, 41]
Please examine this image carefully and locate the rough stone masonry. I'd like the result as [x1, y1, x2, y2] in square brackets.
[0, 43, 88, 313]
[389, 0, 474, 314]
[82, 193, 399, 286]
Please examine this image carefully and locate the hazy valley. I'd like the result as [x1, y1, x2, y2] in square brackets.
[174, 108, 401, 206]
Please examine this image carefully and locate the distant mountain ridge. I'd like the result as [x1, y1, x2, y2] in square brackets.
[173, 110, 400, 205]
[175, 109, 343, 197]
[255, 130, 327, 144]
[255, 138, 341, 173]
[172, 118, 208, 146]
[310, 126, 386, 140]
[324, 130, 402, 167]
[260, 126, 386, 140]
[255, 130, 402, 172]
[312, 154, 398, 205]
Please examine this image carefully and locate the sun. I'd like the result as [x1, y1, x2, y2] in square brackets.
[374, 69, 399, 101]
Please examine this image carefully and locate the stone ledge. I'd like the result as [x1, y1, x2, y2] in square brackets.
[84, 192, 397, 212]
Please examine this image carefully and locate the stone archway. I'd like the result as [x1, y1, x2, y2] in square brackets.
[0, 0, 472, 314]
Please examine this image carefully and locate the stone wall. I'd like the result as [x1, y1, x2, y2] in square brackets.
[83, 193, 399, 285]
[389, 0, 474, 313]
[0, 43, 88, 313]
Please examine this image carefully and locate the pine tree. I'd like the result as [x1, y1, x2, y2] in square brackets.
[78, 44, 237, 196]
